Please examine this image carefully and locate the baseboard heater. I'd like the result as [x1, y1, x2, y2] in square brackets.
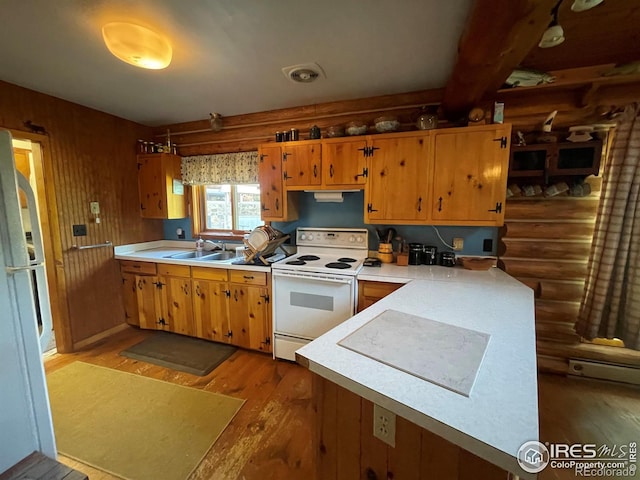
[568, 359, 640, 385]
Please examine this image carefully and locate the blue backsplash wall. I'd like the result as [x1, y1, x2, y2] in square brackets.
[164, 191, 498, 255]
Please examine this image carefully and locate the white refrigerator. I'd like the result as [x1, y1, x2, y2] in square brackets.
[0, 130, 56, 471]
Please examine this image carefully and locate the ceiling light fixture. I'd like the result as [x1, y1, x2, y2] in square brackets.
[571, 0, 604, 12]
[539, 1, 565, 48]
[102, 22, 172, 69]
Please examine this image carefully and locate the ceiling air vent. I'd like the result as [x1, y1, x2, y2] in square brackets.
[282, 63, 326, 84]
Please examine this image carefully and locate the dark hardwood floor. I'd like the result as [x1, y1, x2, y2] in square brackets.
[44, 327, 640, 480]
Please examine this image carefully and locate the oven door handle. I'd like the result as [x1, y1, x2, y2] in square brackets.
[272, 270, 353, 284]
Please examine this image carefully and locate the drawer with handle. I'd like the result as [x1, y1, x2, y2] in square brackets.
[119, 260, 157, 275]
[229, 270, 267, 286]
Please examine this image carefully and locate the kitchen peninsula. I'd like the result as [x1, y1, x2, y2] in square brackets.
[296, 267, 538, 479]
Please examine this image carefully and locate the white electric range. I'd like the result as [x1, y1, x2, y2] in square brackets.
[271, 227, 368, 361]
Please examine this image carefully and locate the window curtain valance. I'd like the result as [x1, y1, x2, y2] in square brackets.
[181, 151, 258, 185]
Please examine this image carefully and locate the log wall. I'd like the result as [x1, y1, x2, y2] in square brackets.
[0, 81, 162, 351]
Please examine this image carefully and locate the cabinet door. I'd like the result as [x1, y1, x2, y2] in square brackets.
[365, 135, 430, 223]
[322, 139, 368, 187]
[159, 275, 195, 336]
[193, 279, 230, 343]
[282, 143, 321, 187]
[228, 284, 270, 350]
[138, 156, 165, 218]
[431, 126, 510, 226]
[121, 272, 140, 326]
[138, 154, 185, 219]
[135, 275, 162, 330]
[258, 145, 284, 220]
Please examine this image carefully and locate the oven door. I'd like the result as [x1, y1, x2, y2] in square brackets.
[273, 270, 355, 340]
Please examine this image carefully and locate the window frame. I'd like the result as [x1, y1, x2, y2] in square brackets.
[191, 184, 262, 240]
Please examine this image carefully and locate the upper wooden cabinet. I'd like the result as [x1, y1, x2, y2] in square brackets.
[257, 124, 512, 226]
[258, 144, 298, 222]
[137, 153, 186, 219]
[281, 141, 322, 188]
[509, 140, 603, 180]
[321, 137, 369, 188]
[430, 124, 511, 226]
[364, 133, 431, 224]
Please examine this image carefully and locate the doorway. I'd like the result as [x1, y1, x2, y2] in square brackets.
[9, 131, 70, 354]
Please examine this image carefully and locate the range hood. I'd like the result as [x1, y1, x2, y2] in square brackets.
[304, 190, 360, 203]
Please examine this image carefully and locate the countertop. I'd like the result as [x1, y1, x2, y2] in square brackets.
[114, 240, 272, 272]
[296, 266, 538, 479]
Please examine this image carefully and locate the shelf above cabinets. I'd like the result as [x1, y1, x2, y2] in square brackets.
[509, 140, 603, 182]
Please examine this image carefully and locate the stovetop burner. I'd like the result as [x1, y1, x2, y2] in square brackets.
[325, 262, 351, 269]
[286, 260, 306, 265]
[298, 255, 320, 261]
[337, 257, 357, 263]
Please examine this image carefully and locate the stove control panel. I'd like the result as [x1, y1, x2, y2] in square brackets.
[296, 228, 368, 250]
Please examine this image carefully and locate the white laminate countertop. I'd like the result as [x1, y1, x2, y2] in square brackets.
[297, 265, 538, 479]
[113, 240, 271, 272]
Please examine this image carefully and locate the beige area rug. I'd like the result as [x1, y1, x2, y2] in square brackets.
[47, 361, 244, 480]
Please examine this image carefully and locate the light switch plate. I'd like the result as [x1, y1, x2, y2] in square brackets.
[90, 202, 100, 215]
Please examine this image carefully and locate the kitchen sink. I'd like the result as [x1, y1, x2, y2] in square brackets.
[164, 251, 217, 260]
[163, 250, 236, 261]
[201, 251, 237, 261]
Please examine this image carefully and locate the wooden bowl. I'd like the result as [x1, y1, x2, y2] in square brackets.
[458, 257, 495, 270]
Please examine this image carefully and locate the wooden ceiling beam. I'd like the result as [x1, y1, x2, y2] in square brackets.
[441, 0, 557, 121]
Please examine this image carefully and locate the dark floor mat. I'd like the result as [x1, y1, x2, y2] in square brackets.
[120, 332, 237, 376]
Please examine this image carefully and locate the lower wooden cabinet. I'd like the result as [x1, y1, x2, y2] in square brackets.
[120, 261, 272, 353]
[357, 280, 405, 312]
[158, 264, 194, 336]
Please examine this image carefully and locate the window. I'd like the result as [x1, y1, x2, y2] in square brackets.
[193, 184, 262, 237]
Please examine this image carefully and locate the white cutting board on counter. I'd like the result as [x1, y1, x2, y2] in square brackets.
[338, 309, 490, 397]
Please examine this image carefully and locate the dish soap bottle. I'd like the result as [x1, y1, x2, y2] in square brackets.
[195, 237, 204, 257]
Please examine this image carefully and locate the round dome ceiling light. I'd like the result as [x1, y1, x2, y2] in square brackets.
[102, 22, 172, 70]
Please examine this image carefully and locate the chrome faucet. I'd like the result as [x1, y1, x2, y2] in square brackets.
[204, 239, 225, 251]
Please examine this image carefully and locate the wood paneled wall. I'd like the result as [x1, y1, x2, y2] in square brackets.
[0, 80, 163, 351]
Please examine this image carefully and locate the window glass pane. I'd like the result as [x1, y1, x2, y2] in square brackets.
[235, 184, 262, 231]
[205, 185, 232, 230]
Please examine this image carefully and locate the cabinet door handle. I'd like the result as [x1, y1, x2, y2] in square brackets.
[275, 198, 280, 211]
[261, 203, 270, 211]
[195, 285, 201, 297]
[357, 146, 369, 157]
[355, 167, 368, 178]
[329, 164, 334, 178]
[369, 146, 380, 156]
[417, 196, 422, 212]
[283, 171, 292, 180]
[313, 164, 318, 177]
[493, 136, 508, 148]
[488, 202, 503, 213]
[137, 279, 144, 290]
[438, 197, 443, 212]
[282, 152, 290, 161]
[243, 275, 254, 280]
[367, 203, 378, 213]
[158, 200, 162, 211]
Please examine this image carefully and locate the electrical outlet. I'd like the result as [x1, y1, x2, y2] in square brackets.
[373, 404, 396, 447]
[90, 202, 100, 215]
[72, 224, 87, 236]
[453, 237, 464, 251]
